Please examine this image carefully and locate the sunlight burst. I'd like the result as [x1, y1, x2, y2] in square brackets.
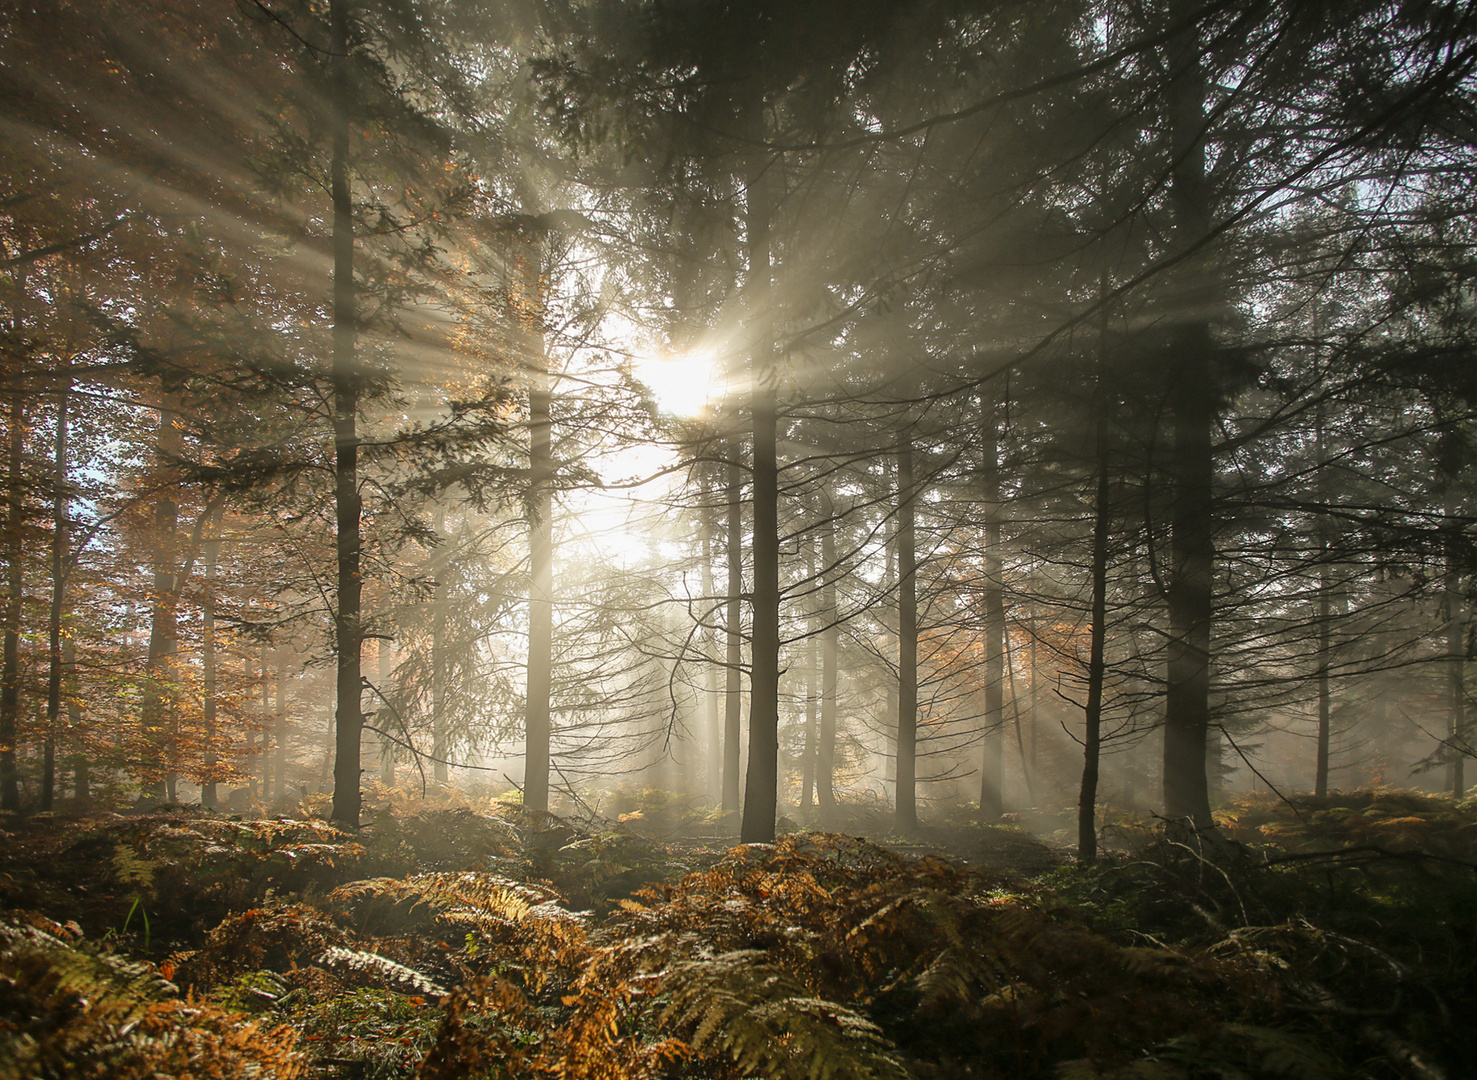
[634, 350, 718, 417]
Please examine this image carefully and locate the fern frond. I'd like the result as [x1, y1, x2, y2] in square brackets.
[318, 946, 447, 996]
[330, 871, 561, 923]
[110, 843, 156, 892]
[658, 949, 910, 1080]
[0, 917, 305, 1078]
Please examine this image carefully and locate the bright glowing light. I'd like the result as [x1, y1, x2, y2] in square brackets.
[634, 350, 717, 417]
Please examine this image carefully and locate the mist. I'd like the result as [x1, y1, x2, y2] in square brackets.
[0, 0, 1472, 856]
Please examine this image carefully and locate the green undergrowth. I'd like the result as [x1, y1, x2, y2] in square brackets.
[0, 789, 1471, 1079]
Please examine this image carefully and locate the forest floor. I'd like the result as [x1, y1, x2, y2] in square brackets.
[2, 788, 1473, 1080]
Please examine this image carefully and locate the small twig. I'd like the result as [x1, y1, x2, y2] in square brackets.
[1215, 724, 1309, 825]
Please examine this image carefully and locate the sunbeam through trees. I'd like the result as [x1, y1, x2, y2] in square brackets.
[2, 1, 1477, 1076]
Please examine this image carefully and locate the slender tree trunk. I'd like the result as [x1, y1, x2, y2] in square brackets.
[67, 636, 87, 799]
[328, 0, 364, 828]
[1161, 1, 1216, 828]
[1004, 630, 1034, 805]
[431, 508, 450, 787]
[702, 506, 721, 804]
[723, 453, 743, 815]
[1312, 389, 1333, 797]
[1446, 502, 1467, 797]
[1028, 610, 1038, 770]
[201, 527, 219, 809]
[377, 640, 395, 785]
[896, 432, 918, 831]
[0, 383, 23, 811]
[1079, 414, 1112, 863]
[980, 404, 1004, 819]
[801, 531, 819, 811]
[818, 494, 837, 811]
[524, 239, 553, 818]
[883, 457, 898, 795]
[740, 152, 780, 844]
[1315, 565, 1332, 797]
[41, 382, 70, 810]
[741, 382, 779, 843]
[259, 650, 271, 800]
[274, 651, 288, 804]
[140, 403, 182, 801]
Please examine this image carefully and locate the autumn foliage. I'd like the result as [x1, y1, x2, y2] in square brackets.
[0, 791, 1471, 1078]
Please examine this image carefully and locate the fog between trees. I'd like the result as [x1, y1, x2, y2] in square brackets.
[1, 0, 1474, 855]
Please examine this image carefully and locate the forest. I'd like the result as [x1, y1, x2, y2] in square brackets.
[2, 0, 1476, 1077]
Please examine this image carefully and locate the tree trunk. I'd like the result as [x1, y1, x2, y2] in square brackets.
[377, 639, 395, 785]
[524, 238, 553, 818]
[1079, 414, 1112, 863]
[801, 531, 819, 811]
[1315, 565, 1332, 797]
[274, 651, 288, 804]
[980, 403, 1004, 819]
[740, 151, 779, 844]
[1160, 0, 1216, 828]
[1446, 502, 1467, 797]
[702, 503, 721, 804]
[431, 508, 450, 786]
[64, 631, 85, 800]
[201, 526, 219, 809]
[0, 382, 24, 811]
[1028, 610, 1039, 771]
[741, 381, 779, 843]
[1313, 396, 1332, 797]
[41, 381, 70, 810]
[140, 403, 182, 802]
[883, 457, 898, 797]
[328, 0, 364, 828]
[1005, 629, 1034, 805]
[723, 453, 743, 815]
[896, 432, 918, 831]
[260, 650, 271, 800]
[818, 493, 837, 811]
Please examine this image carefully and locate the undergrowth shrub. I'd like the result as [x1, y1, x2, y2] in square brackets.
[295, 986, 442, 1078]
[1046, 792, 1477, 1078]
[8, 796, 1469, 1080]
[0, 914, 304, 1079]
[170, 902, 352, 994]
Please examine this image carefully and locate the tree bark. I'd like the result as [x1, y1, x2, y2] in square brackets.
[1446, 500, 1467, 797]
[431, 507, 449, 786]
[701, 500, 721, 804]
[896, 432, 918, 831]
[1079, 413, 1112, 863]
[274, 650, 288, 804]
[883, 458, 897, 797]
[201, 525, 219, 809]
[377, 639, 395, 785]
[64, 627, 85, 800]
[523, 237, 553, 818]
[41, 381, 70, 810]
[801, 528, 819, 811]
[140, 403, 182, 801]
[818, 492, 838, 811]
[740, 151, 779, 844]
[328, 0, 365, 828]
[980, 404, 1004, 820]
[1160, 0, 1216, 828]
[741, 381, 779, 843]
[0, 382, 24, 811]
[723, 453, 743, 815]
[259, 650, 271, 800]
